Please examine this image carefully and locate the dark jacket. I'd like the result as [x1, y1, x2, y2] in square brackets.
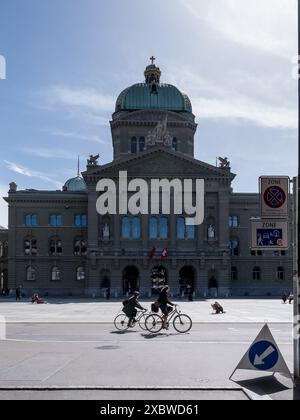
[123, 296, 144, 317]
[158, 291, 174, 306]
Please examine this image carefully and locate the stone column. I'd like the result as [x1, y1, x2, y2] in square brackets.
[114, 214, 120, 252]
[88, 188, 98, 248]
[218, 190, 230, 248]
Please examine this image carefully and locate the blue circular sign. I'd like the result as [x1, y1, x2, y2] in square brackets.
[249, 341, 279, 371]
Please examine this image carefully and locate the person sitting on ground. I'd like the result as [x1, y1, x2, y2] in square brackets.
[31, 293, 44, 304]
[122, 291, 146, 327]
[212, 302, 225, 314]
[157, 285, 176, 330]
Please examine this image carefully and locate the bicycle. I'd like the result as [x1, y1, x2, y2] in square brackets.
[114, 309, 149, 331]
[145, 305, 192, 334]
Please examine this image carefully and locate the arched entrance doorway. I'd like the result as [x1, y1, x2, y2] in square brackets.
[179, 266, 196, 297]
[151, 266, 167, 295]
[208, 269, 219, 297]
[123, 266, 139, 295]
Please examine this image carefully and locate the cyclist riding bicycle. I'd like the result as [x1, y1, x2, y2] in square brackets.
[122, 291, 146, 327]
[157, 285, 175, 330]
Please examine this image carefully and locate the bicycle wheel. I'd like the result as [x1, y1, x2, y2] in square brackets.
[173, 314, 192, 333]
[145, 314, 163, 333]
[138, 314, 148, 331]
[114, 314, 129, 331]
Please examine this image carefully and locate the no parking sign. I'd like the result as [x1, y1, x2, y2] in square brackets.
[260, 177, 289, 218]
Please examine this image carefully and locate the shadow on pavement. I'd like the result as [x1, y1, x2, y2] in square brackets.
[141, 332, 185, 339]
[236, 376, 292, 398]
[110, 331, 137, 335]
[95, 345, 120, 350]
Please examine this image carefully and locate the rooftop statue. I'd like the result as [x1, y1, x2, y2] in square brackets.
[87, 154, 100, 166]
[218, 157, 230, 168]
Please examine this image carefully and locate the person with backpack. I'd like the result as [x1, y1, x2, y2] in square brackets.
[122, 291, 146, 327]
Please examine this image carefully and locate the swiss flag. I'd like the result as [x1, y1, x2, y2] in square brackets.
[161, 248, 168, 259]
[149, 247, 156, 260]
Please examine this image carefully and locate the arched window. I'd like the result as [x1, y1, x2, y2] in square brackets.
[132, 217, 141, 239]
[149, 217, 158, 239]
[231, 267, 238, 281]
[51, 267, 61, 282]
[76, 267, 85, 281]
[131, 137, 137, 154]
[139, 137, 145, 152]
[253, 267, 261, 281]
[160, 217, 168, 240]
[122, 217, 130, 239]
[277, 267, 285, 281]
[26, 266, 36, 282]
[177, 217, 186, 240]
[230, 239, 240, 256]
[172, 137, 178, 151]
[24, 238, 37, 256]
[49, 238, 62, 256]
[74, 239, 87, 256]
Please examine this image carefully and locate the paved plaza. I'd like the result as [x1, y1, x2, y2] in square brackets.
[0, 298, 297, 400]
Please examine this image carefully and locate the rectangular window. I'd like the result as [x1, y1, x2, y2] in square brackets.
[229, 216, 239, 228]
[50, 214, 62, 227]
[25, 214, 37, 226]
[75, 215, 81, 226]
[75, 214, 87, 227]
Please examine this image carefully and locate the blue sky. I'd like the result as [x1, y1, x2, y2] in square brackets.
[0, 0, 298, 227]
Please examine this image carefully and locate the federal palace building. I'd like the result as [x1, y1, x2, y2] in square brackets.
[0, 60, 293, 298]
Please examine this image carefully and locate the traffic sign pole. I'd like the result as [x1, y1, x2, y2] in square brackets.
[296, 0, 300, 382]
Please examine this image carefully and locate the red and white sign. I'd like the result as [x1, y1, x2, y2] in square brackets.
[260, 177, 289, 219]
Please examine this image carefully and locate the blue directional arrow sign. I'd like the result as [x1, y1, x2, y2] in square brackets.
[230, 324, 293, 382]
[249, 341, 279, 371]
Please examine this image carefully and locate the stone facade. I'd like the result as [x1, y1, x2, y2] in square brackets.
[2, 62, 293, 298]
[0, 227, 8, 293]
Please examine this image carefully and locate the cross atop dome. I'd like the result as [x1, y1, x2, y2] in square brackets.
[144, 57, 161, 87]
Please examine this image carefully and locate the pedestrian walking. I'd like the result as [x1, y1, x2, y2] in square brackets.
[15, 286, 21, 302]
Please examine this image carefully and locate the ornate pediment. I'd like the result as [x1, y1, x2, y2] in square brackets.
[83, 148, 236, 183]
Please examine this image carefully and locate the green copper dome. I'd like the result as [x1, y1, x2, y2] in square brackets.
[63, 176, 86, 192]
[115, 60, 192, 113]
[116, 84, 192, 113]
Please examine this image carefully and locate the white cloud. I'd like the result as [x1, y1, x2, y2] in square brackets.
[181, 0, 297, 58]
[36, 86, 114, 127]
[49, 129, 105, 144]
[193, 96, 296, 129]
[22, 147, 78, 160]
[4, 161, 62, 189]
[168, 67, 297, 129]
[44, 86, 115, 112]
[0, 185, 8, 228]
